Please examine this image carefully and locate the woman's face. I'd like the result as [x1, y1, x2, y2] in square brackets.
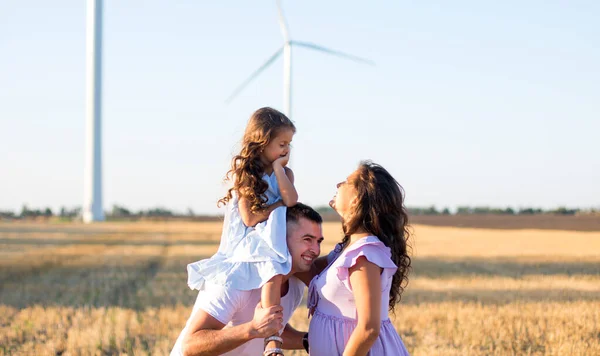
[330, 170, 359, 218]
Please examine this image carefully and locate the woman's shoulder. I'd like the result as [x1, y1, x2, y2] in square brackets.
[336, 236, 397, 270]
[345, 236, 388, 253]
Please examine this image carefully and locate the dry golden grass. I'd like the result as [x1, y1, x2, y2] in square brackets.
[412, 225, 600, 257]
[0, 221, 599, 355]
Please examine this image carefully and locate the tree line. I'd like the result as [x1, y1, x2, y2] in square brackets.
[407, 206, 589, 216]
[0, 205, 186, 221]
[312, 205, 594, 217]
[1, 204, 597, 221]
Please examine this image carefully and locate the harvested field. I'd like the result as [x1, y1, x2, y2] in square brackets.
[0, 221, 599, 355]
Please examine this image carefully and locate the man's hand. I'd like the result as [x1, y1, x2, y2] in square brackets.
[250, 303, 284, 338]
[272, 152, 290, 168]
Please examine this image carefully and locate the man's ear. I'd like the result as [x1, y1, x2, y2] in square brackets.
[285, 220, 297, 239]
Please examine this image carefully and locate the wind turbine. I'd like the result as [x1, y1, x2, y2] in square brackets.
[226, 0, 374, 119]
[83, 0, 105, 223]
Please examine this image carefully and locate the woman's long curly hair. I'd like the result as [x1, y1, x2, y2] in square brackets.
[340, 161, 412, 312]
[218, 107, 295, 212]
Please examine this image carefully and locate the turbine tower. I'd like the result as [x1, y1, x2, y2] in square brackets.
[83, 0, 105, 223]
[226, 0, 374, 119]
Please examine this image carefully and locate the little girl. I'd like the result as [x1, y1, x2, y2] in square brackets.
[187, 107, 297, 356]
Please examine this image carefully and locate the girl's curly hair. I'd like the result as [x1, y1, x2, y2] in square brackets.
[340, 161, 412, 312]
[218, 107, 295, 212]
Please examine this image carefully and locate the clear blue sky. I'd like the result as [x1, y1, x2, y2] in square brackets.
[1, 1, 599, 214]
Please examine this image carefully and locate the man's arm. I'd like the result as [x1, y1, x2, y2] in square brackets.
[182, 303, 284, 356]
[295, 255, 329, 286]
[280, 323, 305, 350]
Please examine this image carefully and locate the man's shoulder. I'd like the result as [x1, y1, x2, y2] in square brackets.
[204, 281, 254, 296]
[288, 275, 306, 289]
[199, 282, 254, 309]
[192, 283, 261, 326]
[286, 276, 306, 302]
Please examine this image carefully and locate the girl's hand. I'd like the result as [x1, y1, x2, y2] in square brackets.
[272, 159, 297, 207]
[272, 152, 290, 168]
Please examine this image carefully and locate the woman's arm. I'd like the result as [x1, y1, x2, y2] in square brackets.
[343, 257, 382, 356]
[272, 161, 298, 207]
[238, 198, 284, 227]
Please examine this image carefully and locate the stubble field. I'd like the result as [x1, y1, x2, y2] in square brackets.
[1, 220, 599, 355]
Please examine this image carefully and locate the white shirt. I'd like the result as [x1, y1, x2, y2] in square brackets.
[171, 277, 305, 356]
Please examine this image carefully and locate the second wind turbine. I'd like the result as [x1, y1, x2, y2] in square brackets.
[226, 0, 374, 120]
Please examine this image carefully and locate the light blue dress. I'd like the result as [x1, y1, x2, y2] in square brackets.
[187, 172, 291, 291]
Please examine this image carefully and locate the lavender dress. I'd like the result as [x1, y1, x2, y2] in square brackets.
[307, 236, 410, 355]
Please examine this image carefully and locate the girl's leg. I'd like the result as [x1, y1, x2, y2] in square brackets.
[262, 274, 283, 355]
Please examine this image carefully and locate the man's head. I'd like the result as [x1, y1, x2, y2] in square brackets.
[286, 203, 324, 274]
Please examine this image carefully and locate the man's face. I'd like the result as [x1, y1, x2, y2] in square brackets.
[286, 217, 323, 274]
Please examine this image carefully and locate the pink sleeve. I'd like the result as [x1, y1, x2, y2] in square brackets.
[335, 243, 397, 291]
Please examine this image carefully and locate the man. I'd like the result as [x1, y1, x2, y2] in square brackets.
[171, 203, 324, 356]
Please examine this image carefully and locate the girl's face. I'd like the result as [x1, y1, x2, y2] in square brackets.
[261, 128, 294, 165]
[330, 170, 359, 218]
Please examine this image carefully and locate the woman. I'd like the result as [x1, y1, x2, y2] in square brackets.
[307, 161, 411, 355]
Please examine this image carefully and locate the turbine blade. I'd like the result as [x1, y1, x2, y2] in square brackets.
[225, 47, 283, 104]
[276, 0, 290, 41]
[291, 41, 375, 66]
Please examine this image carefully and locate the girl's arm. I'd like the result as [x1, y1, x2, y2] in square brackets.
[272, 161, 298, 207]
[238, 198, 284, 227]
[343, 257, 382, 356]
